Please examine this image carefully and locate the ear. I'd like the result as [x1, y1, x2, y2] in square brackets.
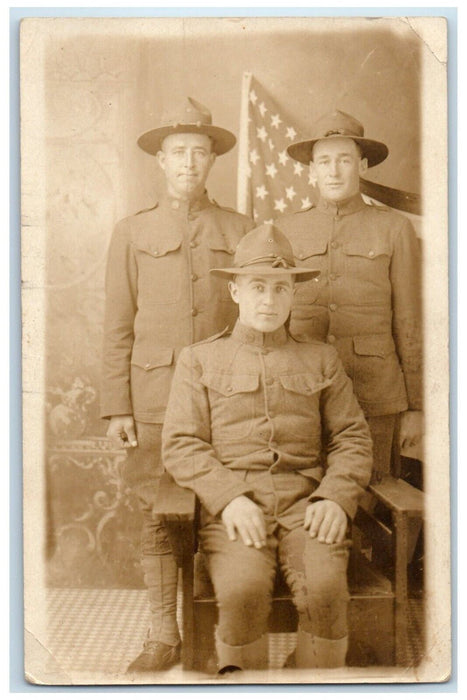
[359, 157, 368, 176]
[156, 150, 166, 171]
[228, 279, 239, 304]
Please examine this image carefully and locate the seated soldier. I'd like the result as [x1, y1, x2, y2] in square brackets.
[161, 224, 373, 672]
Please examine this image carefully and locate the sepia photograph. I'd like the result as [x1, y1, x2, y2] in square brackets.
[19, 14, 450, 686]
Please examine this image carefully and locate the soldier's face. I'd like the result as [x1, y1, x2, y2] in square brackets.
[311, 138, 368, 202]
[228, 273, 295, 333]
[157, 133, 216, 200]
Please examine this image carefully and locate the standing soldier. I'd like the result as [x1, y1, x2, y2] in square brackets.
[278, 110, 423, 481]
[100, 98, 253, 673]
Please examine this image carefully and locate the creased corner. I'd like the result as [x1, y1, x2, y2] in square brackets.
[24, 627, 73, 686]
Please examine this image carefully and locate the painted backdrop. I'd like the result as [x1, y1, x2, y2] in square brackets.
[39, 17, 422, 587]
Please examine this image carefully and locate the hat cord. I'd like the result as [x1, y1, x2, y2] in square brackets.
[239, 255, 293, 269]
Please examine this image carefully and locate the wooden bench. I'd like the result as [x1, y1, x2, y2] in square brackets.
[153, 472, 423, 670]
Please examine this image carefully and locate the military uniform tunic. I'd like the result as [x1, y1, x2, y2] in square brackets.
[278, 193, 422, 417]
[162, 321, 372, 646]
[101, 191, 253, 424]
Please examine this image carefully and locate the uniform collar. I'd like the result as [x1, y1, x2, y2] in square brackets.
[231, 320, 288, 348]
[160, 190, 212, 213]
[317, 192, 365, 216]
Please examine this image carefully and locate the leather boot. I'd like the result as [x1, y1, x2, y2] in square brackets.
[127, 553, 180, 672]
[295, 628, 348, 668]
[215, 627, 268, 672]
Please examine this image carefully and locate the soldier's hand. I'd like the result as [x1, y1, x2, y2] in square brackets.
[107, 415, 138, 448]
[221, 496, 267, 549]
[304, 499, 347, 544]
[400, 410, 424, 450]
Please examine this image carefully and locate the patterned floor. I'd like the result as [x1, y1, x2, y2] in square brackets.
[31, 587, 424, 686]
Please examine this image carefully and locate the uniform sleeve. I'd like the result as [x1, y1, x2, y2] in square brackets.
[100, 219, 137, 419]
[390, 216, 423, 411]
[310, 349, 373, 519]
[162, 347, 253, 516]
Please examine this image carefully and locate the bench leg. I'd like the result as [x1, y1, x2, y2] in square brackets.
[393, 511, 409, 665]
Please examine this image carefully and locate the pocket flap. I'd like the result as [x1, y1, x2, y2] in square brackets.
[353, 335, 394, 358]
[294, 240, 328, 261]
[201, 372, 259, 396]
[343, 238, 391, 258]
[131, 348, 174, 370]
[133, 237, 182, 258]
[207, 234, 236, 255]
[280, 373, 331, 395]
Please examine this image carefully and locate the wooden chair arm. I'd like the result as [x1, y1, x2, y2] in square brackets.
[368, 475, 423, 517]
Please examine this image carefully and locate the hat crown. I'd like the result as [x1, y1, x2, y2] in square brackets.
[233, 224, 295, 270]
[311, 110, 364, 141]
[161, 97, 213, 129]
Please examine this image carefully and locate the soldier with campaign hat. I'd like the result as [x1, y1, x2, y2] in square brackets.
[101, 97, 253, 672]
[278, 109, 423, 483]
[162, 223, 373, 672]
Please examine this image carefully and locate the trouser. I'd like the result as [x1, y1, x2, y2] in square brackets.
[124, 422, 180, 646]
[199, 471, 351, 668]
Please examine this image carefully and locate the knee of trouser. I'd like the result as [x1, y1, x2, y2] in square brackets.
[215, 571, 271, 627]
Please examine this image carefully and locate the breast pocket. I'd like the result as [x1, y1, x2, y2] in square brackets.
[343, 238, 391, 280]
[279, 373, 331, 439]
[133, 238, 183, 305]
[201, 372, 259, 441]
[293, 241, 327, 305]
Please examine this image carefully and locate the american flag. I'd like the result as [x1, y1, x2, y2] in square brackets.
[236, 73, 423, 238]
[236, 73, 318, 224]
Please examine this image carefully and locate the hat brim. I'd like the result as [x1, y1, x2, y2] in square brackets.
[137, 124, 236, 156]
[287, 136, 389, 168]
[210, 265, 320, 282]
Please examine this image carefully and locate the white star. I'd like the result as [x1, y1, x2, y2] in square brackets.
[249, 89, 258, 104]
[301, 197, 312, 209]
[293, 162, 304, 176]
[255, 185, 269, 200]
[249, 148, 260, 165]
[268, 139, 275, 151]
[259, 102, 268, 117]
[256, 126, 268, 142]
[264, 219, 274, 225]
[308, 170, 317, 185]
[274, 198, 287, 213]
[286, 126, 297, 140]
[265, 163, 278, 178]
[271, 114, 282, 129]
[278, 149, 289, 166]
[285, 186, 297, 201]
[253, 208, 259, 221]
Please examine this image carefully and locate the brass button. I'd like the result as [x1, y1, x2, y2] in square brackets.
[261, 348, 270, 355]
[331, 241, 338, 249]
[145, 363, 151, 369]
[368, 250, 375, 258]
[153, 250, 159, 256]
[329, 272, 337, 281]
[171, 200, 180, 210]
[265, 377, 274, 386]
[334, 215, 341, 222]
[190, 240, 198, 248]
[191, 308, 198, 316]
[327, 334, 336, 343]
[227, 386, 233, 393]
[191, 273, 198, 281]
[329, 303, 337, 311]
